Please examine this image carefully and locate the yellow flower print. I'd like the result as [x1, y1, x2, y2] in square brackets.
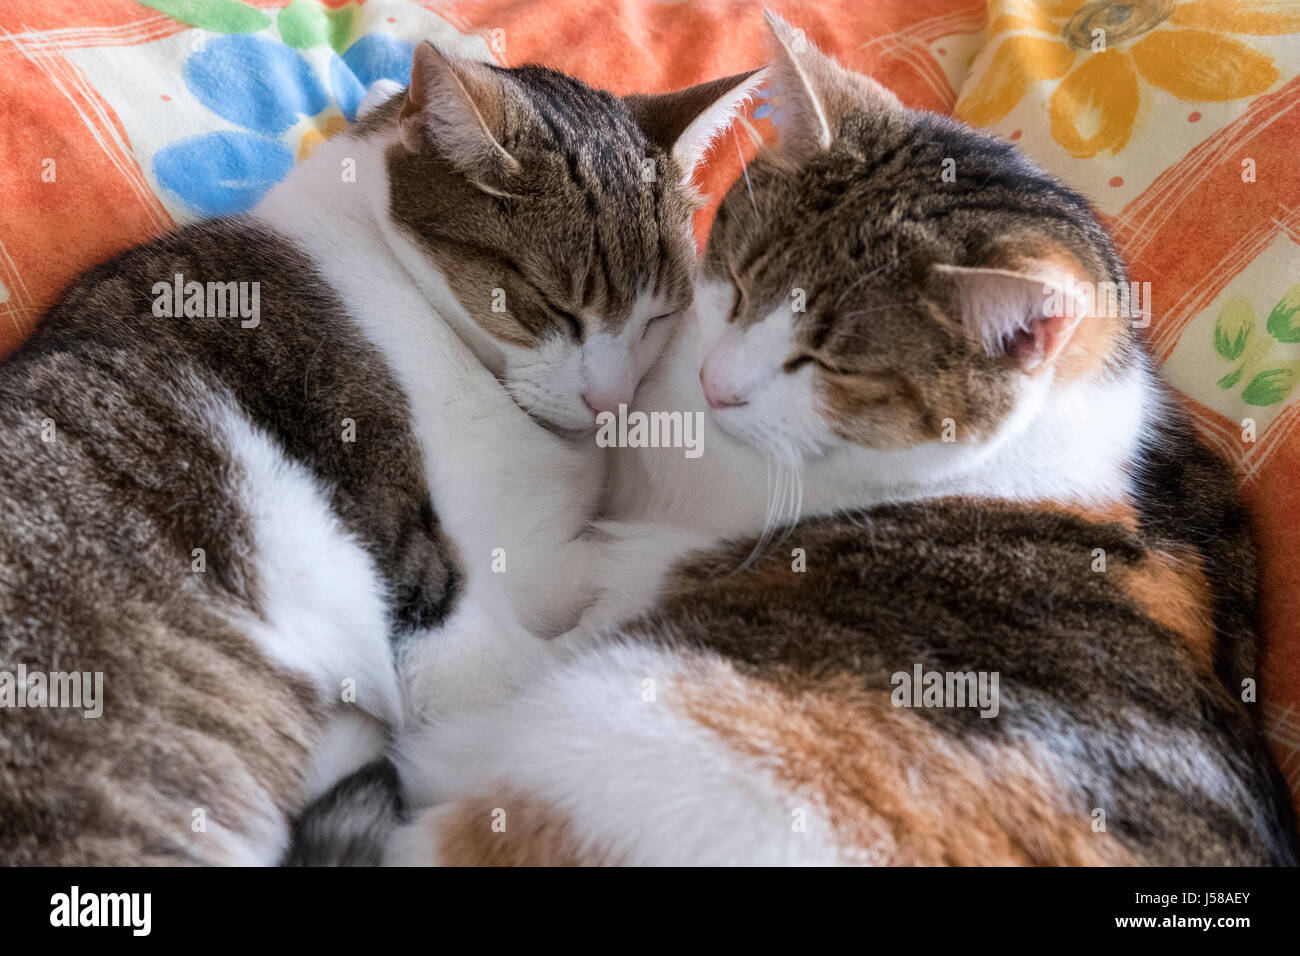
[956, 0, 1300, 158]
[297, 113, 349, 162]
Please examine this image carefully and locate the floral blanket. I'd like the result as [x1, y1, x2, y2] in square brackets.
[1, 0, 1298, 809]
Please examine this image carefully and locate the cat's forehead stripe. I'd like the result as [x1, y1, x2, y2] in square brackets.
[380, 65, 697, 341]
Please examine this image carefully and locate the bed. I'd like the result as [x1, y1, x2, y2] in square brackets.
[2, 0, 1297, 813]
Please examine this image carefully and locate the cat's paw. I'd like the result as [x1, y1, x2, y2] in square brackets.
[570, 519, 719, 639]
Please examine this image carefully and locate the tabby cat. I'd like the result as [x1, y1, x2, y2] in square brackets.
[0, 42, 759, 864]
[389, 15, 1298, 866]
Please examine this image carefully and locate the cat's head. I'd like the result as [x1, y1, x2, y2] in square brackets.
[374, 43, 762, 434]
[696, 13, 1137, 471]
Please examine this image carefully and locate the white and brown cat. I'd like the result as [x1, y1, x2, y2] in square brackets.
[0, 41, 761, 865]
[389, 15, 1298, 867]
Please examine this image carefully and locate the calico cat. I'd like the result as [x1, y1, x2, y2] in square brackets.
[0, 42, 759, 865]
[388, 15, 1299, 866]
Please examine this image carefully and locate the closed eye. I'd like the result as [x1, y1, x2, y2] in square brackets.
[553, 307, 584, 343]
[783, 354, 850, 375]
[641, 312, 675, 339]
[524, 283, 584, 343]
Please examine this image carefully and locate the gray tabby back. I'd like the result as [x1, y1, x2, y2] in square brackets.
[0, 49, 742, 863]
[0, 219, 448, 864]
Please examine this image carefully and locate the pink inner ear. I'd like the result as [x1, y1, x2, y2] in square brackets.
[934, 262, 1090, 369]
[1008, 324, 1040, 364]
[1015, 311, 1081, 369]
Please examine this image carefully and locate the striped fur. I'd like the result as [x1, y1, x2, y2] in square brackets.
[285, 759, 405, 868]
[0, 47, 759, 865]
[392, 15, 1297, 867]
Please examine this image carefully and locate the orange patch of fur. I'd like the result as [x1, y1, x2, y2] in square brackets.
[1035, 496, 1141, 533]
[1119, 547, 1217, 673]
[1054, 310, 1126, 382]
[1041, 251, 1127, 383]
[822, 371, 948, 446]
[1017, 494, 1214, 672]
[428, 790, 620, 866]
[676, 664, 1136, 866]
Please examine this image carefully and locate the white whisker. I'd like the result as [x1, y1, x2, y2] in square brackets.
[734, 129, 759, 219]
[739, 457, 804, 570]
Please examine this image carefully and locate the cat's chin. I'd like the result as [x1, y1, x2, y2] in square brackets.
[547, 423, 599, 440]
[707, 405, 822, 469]
[507, 390, 597, 439]
[706, 405, 757, 450]
[530, 412, 599, 440]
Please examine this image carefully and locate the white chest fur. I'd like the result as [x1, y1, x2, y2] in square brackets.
[252, 130, 603, 716]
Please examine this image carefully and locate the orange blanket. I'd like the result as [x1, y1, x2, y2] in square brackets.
[2, 0, 1297, 809]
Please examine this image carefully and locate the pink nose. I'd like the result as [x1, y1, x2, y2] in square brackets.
[699, 366, 747, 410]
[581, 390, 629, 415]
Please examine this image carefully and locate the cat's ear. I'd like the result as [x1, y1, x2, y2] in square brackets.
[760, 9, 902, 160]
[623, 68, 767, 181]
[399, 42, 521, 183]
[934, 263, 1093, 371]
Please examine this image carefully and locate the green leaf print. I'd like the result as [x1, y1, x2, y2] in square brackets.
[1217, 365, 1245, 389]
[1241, 367, 1297, 406]
[1214, 286, 1300, 409]
[138, 0, 271, 34]
[277, 1, 329, 49]
[1213, 295, 1253, 360]
[1265, 282, 1300, 343]
[277, 1, 357, 53]
[325, 5, 359, 54]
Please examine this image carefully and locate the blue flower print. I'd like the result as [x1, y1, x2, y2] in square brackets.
[153, 30, 414, 217]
